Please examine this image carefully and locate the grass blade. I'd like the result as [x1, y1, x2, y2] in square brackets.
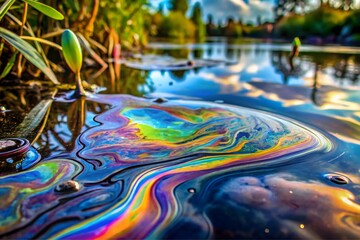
[21, 36, 62, 50]
[0, 51, 18, 79]
[22, 0, 64, 20]
[0, 0, 16, 21]
[0, 27, 59, 84]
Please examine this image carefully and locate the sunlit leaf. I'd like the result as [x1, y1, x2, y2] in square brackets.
[0, 27, 59, 84]
[14, 98, 53, 143]
[61, 29, 83, 73]
[0, 51, 18, 79]
[0, 0, 15, 21]
[21, 36, 62, 50]
[293, 37, 301, 47]
[23, 0, 64, 20]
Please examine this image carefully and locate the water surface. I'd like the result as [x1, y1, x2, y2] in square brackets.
[0, 41, 359, 239]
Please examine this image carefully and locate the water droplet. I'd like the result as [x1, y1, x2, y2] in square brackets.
[188, 188, 196, 193]
[55, 180, 81, 193]
[153, 97, 168, 103]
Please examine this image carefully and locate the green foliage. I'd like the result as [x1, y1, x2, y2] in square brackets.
[0, 27, 59, 84]
[303, 6, 350, 37]
[274, 0, 307, 21]
[0, 0, 64, 83]
[275, 14, 305, 38]
[23, 0, 64, 20]
[61, 30, 83, 74]
[169, 0, 188, 15]
[96, 0, 148, 47]
[0, 0, 15, 21]
[158, 12, 195, 39]
[293, 37, 301, 46]
[0, 51, 17, 79]
[190, 2, 205, 41]
[275, 6, 350, 38]
[344, 10, 360, 32]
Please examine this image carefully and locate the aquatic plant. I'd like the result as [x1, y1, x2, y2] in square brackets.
[61, 29, 86, 97]
[0, 0, 63, 83]
[0, 0, 149, 84]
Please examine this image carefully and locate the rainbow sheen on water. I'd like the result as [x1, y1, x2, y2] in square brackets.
[2, 95, 357, 240]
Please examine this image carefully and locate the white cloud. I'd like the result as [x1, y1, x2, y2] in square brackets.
[200, 0, 275, 23]
[149, 0, 275, 23]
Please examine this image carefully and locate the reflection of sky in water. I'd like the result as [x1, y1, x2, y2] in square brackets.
[142, 43, 360, 145]
[148, 43, 360, 92]
[2, 43, 360, 239]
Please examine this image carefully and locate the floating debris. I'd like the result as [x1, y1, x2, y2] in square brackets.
[153, 97, 168, 103]
[123, 54, 224, 71]
[55, 180, 81, 193]
[0, 138, 40, 174]
[0, 138, 30, 159]
[325, 173, 350, 185]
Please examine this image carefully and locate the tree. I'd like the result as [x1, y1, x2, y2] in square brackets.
[206, 14, 218, 36]
[169, 0, 189, 15]
[190, 2, 206, 40]
[274, 0, 307, 22]
[158, 12, 195, 39]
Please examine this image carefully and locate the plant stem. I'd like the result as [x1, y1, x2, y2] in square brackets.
[74, 71, 86, 97]
[85, 0, 99, 34]
[16, 2, 28, 78]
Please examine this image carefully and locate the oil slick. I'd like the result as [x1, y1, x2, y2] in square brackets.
[0, 95, 359, 239]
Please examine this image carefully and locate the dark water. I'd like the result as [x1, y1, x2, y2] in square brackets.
[0, 42, 360, 239]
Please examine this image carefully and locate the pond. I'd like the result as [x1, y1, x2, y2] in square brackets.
[0, 41, 359, 239]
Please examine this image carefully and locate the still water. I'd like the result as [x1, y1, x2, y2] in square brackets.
[0, 42, 359, 239]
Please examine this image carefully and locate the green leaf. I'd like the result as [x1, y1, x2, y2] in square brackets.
[293, 37, 301, 47]
[0, 51, 18, 79]
[0, 27, 59, 84]
[61, 29, 83, 73]
[13, 98, 53, 143]
[0, 0, 16, 21]
[23, 0, 64, 20]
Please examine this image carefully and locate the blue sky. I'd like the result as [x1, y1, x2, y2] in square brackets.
[150, 0, 276, 23]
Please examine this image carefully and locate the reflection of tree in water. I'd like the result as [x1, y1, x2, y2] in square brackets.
[301, 52, 359, 85]
[192, 48, 204, 59]
[226, 47, 235, 60]
[271, 51, 304, 84]
[35, 99, 110, 158]
[161, 48, 190, 59]
[169, 70, 188, 81]
[333, 56, 360, 85]
[82, 64, 153, 96]
[206, 46, 213, 58]
[271, 50, 360, 106]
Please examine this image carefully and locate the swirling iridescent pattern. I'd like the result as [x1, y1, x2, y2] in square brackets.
[0, 159, 82, 238]
[48, 95, 333, 239]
